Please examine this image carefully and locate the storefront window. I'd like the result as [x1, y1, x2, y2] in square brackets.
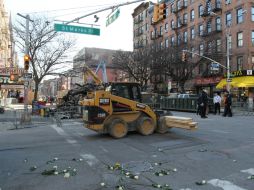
[237, 56, 243, 70]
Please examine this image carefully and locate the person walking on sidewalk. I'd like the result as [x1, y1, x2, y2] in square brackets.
[223, 91, 232, 117]
[213, 92, 221, 115]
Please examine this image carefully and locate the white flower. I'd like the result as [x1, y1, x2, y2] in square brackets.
[134, 175, 139, 180]
[154, 163, 158, 166]
[100, 182, 105, 186]
[173, 168, 177, 172]
[63, 169, 67, 173]
[165, 184, 169, 187]
[125, 172, 130, 176]
[159, 173, 163, 176]
[64, 172, 70, 178]
[54, 171, 58, 175]
[158, 148, 163, 152]
[157, 184, 161, 188]
[110, 166, 114, 170]
[53, 157, 58, 161]
[53, 166, 57, 170]
[79, 158, 83, 162]
[201, 180, 206, 184]
[73, 168, 77, 172]
[118, 186, 123, 190]
[68, 166, 71, 169]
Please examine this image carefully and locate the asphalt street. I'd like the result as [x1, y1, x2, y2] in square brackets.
[0, 111, 254, 190]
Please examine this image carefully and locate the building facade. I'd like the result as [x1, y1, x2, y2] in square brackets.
[133, 0, 254, 100]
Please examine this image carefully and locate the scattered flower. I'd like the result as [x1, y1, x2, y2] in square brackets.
[125, 172, 130, 176]
[23, 159, 28, 163]
[100, 182, 105, 187]
[134, 175, 139, 180]
[247, 175, 254, 180]
[173, 168, 177, 172]
[63, 169, 67, 173]
[64, 172, 70, 178]
[79, 158, 83, 162]
[54, 171, 58, 175]
[30, 166, 37, 171]
[53, 166, 57, 170]
[195, 180, 207, 185]
[158, 148, 163, 152]
[53, 157, 58, 161]
[73, 168, 77, 172]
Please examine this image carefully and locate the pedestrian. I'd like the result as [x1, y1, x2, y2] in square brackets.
[199, 89, 208, 118]
[223, 91, 232, 117]
[213, 92, 221, 115]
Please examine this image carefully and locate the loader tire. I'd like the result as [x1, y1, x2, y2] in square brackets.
[109, 118, 128, 139]
[156, 117, 171, 134]
[137, 117, 155, 136]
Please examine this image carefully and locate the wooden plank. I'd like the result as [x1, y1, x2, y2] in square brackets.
[167, 122, 198, 130]
[164, 116, 193, 122]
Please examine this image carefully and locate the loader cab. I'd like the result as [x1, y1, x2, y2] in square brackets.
[107, 82, 142, 103]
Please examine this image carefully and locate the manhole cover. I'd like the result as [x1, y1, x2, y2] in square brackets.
[122, 161, 153, 173]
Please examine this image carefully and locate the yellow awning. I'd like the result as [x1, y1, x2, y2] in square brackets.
[216, 76, 254, 89]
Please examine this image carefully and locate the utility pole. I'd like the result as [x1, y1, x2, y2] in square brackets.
[17, 13, 33, 123]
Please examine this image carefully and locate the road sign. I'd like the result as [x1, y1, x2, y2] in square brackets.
[226, 78, 232, 82]
[23, 73, 32, 79]
[106, 9, 120, 27]
[210, 62, 219, 71]
[54, 24, 100, 36]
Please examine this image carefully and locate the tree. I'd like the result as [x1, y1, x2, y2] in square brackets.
[14, 16, 76, 100]
[112, 47, 152, 90]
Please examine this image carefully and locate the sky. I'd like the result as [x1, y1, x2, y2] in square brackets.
[5, 0, 152, 59]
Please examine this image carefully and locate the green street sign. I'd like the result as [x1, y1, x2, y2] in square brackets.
[106, 9, 120, 27]
[54, 24, 100, 36]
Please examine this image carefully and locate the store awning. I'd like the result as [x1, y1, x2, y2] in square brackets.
[216, 76, 254, 89]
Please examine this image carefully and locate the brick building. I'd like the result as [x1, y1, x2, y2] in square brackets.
[133, 0, 254, 100]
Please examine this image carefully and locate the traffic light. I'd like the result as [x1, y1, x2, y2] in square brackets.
[158, 3, 166, 20]
[153, 4, 159, 23]
[24, 54, 30, 71]
[182, 51, 187, 62]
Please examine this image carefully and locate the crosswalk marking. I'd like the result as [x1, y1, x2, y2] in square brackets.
[208, 179, 247, 190]
[80, 153, 99, 166]
[241, 168, 254, 175]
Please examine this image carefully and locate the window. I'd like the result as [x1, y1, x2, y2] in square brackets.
[166, 8, 169, 17]
[199, 5, 203, 17]
[165, 23, 168, 32]
[160, 26, 163, 35]
[191, 47, 195, 58]
[227, 35, 232, 50]
[160, 41, 163, 49]
[225, 0, 231, 5]
[207, 21, 211, 33]
[190, 9, 195, 20]
[237, 8, 243, 24]
[252, 56, 254, 69]
[171, 20, 175, 28]
[183, 0, 188, 6]
[216, 17, 221, 31]
[183, 31, 188, 43]
[151, 31, 154, 39]
[237, 32, 243, 47]
[145, 23, 148, 31]
[199, 44, 204, 56]
[252, 31, 254, 46]
[216, 39, 222, 52]
[177, 16, 181, 27]
[177, 34, 181, 45]
[252, 7, 254, 21]
[226, 12, 232, 26]
[171, 4, 174, 13]
[199, 24, 203, 36]
[191, 27, 195, 39]
[237, 56, 243, 70]
[177, 0, 181, 10]
[208, 41, 212, 54]
[171, 36, 175, 46]
[183, 13, 188, 24]
[165, 39, 169, 48]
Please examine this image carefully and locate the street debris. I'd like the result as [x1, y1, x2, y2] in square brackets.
[198, 148, 208, 152]
[152, 183, 172, 189]
[247, 175, 254, 180]
[30, 166, 37, 171]
[195, 180, 207, 185]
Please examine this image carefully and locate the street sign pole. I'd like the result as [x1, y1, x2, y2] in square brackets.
[24, 14, 29, 113]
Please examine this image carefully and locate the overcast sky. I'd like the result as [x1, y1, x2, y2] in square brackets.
[5, 0, 150, 54]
